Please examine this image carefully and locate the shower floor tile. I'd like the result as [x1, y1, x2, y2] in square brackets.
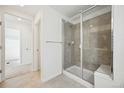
[66, 65, 94, 84]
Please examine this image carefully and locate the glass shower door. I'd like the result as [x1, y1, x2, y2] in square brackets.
[82, 6, 112, 84]
[63, 22, 74, 70]
[64, 18, 82, 78]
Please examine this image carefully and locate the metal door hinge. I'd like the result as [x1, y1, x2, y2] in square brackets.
[0, 70, 2, 73]
[0, 46, 2, 49]
[0, 21, 2, 25]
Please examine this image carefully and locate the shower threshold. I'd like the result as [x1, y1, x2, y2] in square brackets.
[63, 65, 94, 88]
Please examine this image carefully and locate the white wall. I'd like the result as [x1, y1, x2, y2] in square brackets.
[113, 6, 124, 86]
[34, 6, 67, 82]
[0, 7, 33, 21]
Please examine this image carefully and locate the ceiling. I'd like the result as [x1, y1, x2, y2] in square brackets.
[50, 5, 91, 17]
[0, 5, 92, 18]
[5, 13, 32, 24]
[0, 5, 42, 17]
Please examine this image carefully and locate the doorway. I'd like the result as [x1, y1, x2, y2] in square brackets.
[4, 14, 33, 79]
[34, 20, 41, 71]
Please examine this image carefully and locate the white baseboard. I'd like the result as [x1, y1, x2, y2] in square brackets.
[42, 71, 62, 82]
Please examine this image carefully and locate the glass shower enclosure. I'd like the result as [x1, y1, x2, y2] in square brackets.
[63, 5, 112, 85]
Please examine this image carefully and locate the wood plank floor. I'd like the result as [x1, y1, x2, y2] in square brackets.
[0, 71, 86, 88]
[5, 64, 32, 79]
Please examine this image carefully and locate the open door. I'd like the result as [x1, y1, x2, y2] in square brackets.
[4, 14, 33, 79]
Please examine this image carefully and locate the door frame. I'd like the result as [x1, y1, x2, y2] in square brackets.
[0, 12, 5, 82]
[33, 15, 41, 71]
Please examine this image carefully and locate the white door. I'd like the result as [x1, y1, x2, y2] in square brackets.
[20, 23, 33, 65]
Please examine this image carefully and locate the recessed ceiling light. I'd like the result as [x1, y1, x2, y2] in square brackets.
[20, 5, 24, 7]
[17, 18, 22, 21]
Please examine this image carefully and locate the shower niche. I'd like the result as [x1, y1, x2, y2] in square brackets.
[63, 5, 113, 86]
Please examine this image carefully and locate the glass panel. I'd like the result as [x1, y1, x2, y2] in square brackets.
[64, 17, 82, 78]
[82, 5, 112, 84]
[64, 22, 74, 69]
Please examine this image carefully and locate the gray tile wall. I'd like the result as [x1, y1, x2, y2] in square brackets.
[64, 23, 75, 69]
[83, 12, 112, 71]
[64, 12, 112, 71]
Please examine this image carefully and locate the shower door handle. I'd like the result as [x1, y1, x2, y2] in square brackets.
[79, 44, 82, 49]
[46, 41, 64, 43]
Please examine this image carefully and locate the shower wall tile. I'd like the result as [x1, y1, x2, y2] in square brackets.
[64, 23, 74, 69]
[73, 23, 80, 67]
[64, 12, 112, 71]
[83, 12, 112, 68]
[89, 30, 111, 49]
